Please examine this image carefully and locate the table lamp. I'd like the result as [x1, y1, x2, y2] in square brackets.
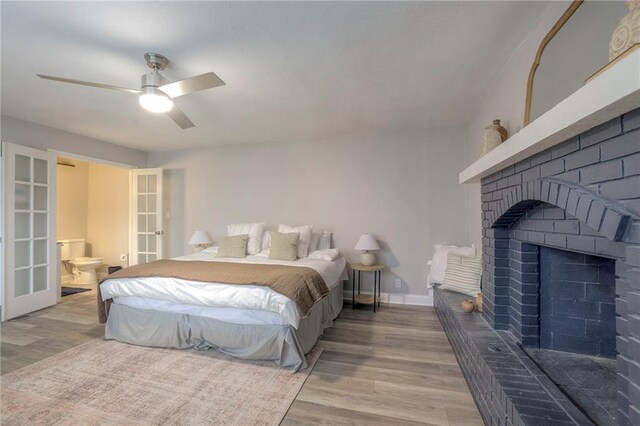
[355, 233, 380, 266]
[189, 230, 211, 253]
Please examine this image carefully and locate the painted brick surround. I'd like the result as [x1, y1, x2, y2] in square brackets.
[481, 109, 640, 424]
[436, 108, 640, 425]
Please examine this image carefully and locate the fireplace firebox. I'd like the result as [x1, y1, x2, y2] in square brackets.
[538, 246, 616, 358]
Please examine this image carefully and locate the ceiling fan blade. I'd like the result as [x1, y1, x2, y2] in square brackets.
[37, 74, 141, 94]
[158, 72, 225, 98]
[166, 104, 195, 129]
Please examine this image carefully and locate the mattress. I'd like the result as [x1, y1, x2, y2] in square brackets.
[100, 252, 347, 328]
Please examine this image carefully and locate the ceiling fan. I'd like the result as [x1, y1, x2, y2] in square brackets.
[37, 53, 225, 129]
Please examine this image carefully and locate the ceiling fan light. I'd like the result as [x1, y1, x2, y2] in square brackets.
[139, 92, 173, 113]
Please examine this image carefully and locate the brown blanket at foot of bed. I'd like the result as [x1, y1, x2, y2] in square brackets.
[97, 260, 329, 323]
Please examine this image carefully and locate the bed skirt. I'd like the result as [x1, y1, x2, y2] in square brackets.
[104, 282, 344, 371]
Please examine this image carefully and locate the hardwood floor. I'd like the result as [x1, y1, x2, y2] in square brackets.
[1, 290, 482, 425]
[282, 305, 483, 425]
[1, 284, 104, 375]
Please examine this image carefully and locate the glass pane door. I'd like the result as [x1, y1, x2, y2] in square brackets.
[131, 169, 163, 265]
[3, 142, 57, 320]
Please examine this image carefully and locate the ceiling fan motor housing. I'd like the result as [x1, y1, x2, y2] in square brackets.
[141, 71, 169, 95]
[142, 53, 170, 95]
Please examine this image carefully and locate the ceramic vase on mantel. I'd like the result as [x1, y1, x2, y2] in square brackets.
[610, 0, 640, 62]
[480, 126, 502, 156]
[492, 119, 508, 142]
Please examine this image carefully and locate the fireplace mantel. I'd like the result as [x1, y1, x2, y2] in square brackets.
[459, 48, 640, 184]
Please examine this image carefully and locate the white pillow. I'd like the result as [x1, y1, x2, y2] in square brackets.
[309, 232, 321, 252]
[278, 224, 314, 259]
[254, 249, 269, 258]
[309, 231, 332, 251]
[201, 246, 219, 254]
[227, 223, 265, 255]
[261, 229, 272, 252]
[427, 244, 475, 286]
[308, 248, 339, 261]
[318, 231, 332, 250]
[440, 253, 482, 297]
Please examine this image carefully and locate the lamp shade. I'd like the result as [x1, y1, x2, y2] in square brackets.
[188, 230, 211, 245]
[354, 234, 380, 251]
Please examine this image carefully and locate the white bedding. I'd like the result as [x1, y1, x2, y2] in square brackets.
[100, 252, 347, 328]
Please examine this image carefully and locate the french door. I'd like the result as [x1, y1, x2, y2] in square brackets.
[131, 168, 163, 265]
[2, 142, 57, 320]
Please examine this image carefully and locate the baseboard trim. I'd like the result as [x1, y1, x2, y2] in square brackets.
[343, 290, 433, 306]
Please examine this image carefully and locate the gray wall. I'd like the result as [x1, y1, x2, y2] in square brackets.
[1, 115, 147, 167]
[148, 127, 467, 302]
[464, 1, 627, 250]
[529, 1, 626, 122]
[464, 2, 578, 250]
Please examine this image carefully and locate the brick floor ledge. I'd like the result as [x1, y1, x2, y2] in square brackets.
[434, 288, 594, 425]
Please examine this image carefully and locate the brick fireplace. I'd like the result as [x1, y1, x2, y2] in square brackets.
[435, 108, 640, 425]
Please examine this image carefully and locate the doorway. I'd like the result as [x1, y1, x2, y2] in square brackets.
[2, 141, 164, 320]
[56, 156, 130, 299]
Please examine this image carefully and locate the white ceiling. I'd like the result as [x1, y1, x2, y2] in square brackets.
[1, 1, 549, 152]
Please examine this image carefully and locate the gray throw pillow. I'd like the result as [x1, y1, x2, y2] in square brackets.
[268, 231, 300, 261]
[216, 234, 249, 258]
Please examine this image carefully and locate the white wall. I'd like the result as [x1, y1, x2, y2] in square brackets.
[464, 2, 573, 249]
[148, 127, 468, 304]
[1, 115, 147, 168]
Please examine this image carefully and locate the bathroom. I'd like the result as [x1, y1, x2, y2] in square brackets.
[57, 156, 129, 295]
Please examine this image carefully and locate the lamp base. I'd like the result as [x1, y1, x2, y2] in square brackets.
[360, 252, 376, 266]
[192, 245, 205, 253]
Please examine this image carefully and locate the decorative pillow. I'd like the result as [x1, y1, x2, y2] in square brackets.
[440, 253, 482, 297]
[318, 231, 332, 250]
[216, 235, 249, 258]
[278, 224, 314, 258]
[307, 248, 339, 261]
[427, 244, 475, 286]
[227, 223, 264, 255]
[268, 231, 300, 261]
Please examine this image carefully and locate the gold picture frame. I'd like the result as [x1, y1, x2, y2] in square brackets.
[523, 0, 584, 127]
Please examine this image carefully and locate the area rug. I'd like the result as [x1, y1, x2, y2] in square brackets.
[1, 339, 321, 425]
[61, 286, 91, 297]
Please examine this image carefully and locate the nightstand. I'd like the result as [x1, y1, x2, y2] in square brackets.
[350, 263, 384, 312]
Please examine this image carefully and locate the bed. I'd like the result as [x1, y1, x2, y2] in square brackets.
[98, 250, 347, 371]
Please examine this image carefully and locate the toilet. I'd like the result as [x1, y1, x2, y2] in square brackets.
[59, 239, 103, 285]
